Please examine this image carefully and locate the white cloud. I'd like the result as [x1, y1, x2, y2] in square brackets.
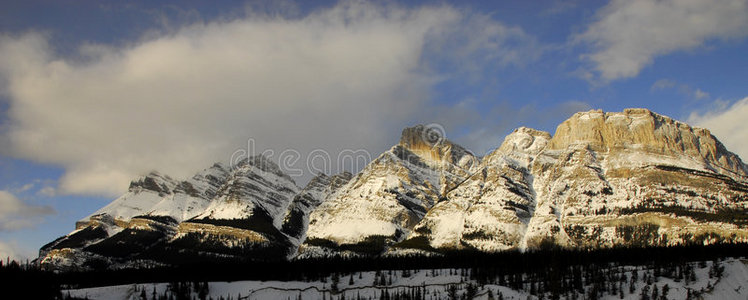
[0, 240, 33, 262]
[15, 183, 34, 193]
[693, 89, 709, 100]
[0, 190, 54, 231]
[651, 79, 677, 91]
[37, 186, 56, 197]
[688, 97, 748, 161]
[0, 1, 537, 196]
[651, 78, 710, 100]
[578, 0, 748, 81]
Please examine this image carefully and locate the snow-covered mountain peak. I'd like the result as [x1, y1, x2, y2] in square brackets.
[41, 109, 748, 269]
[398, 125, 479, 170]
[200, 162, 229, 176]
[300, 126, 484, 254]
[128, 171, 178, 196]
[234, 154, 297, 185]
[497, 127, 551, 157]
[197, 157, 299, 222]
[172, 163, 230, 199]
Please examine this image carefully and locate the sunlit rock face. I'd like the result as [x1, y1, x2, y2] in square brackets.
[549, 108, 747, 177]
[523, 109, 748, 250]
[300, 125, 481, 257]
[520, 109, 748, 249]
[397, 109, 748, 254]
[400, 127, 547, 253]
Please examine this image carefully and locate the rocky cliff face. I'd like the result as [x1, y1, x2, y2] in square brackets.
[548, 108, 747, 177]
[394, 127, 548, 253]
[39, 109, 748, 269]
[525, 109, 748, 249]
[394, 109, 748, 254]
[299, 125, 481, 257]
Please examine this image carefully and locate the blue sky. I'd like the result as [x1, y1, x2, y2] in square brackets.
[1, 0, 748, 260]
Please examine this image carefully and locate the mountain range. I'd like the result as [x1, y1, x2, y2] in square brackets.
[38, 108, 748, 270]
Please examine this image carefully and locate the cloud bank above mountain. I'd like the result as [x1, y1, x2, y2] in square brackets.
[0, 2, 538, 196]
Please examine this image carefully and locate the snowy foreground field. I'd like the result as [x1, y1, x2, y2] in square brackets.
[65, 258, 748, 300]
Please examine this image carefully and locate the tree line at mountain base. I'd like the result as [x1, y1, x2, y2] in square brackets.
[3, 242, 747, 299]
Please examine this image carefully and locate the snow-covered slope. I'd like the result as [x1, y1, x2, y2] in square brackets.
[394, 109, 748, 254]
[39, 109, 748, 269]
[74, 163, 231, 227]
[162, 155, 302, 260]
[64, 258, 748, 300]
[147, 163, 230, 222]
[191, 155, 298, 225]
[77, 172, 178, 227]
[40, 155, 305, 269]
[400, 127, 549, 252]
[281, 172, 353, 245]
[301, 125, 480, 256]
[523, 109, 748, 249]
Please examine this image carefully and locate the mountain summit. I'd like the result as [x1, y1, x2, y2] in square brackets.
[549, 108, 747, 176]
[39, 109, 748, 270]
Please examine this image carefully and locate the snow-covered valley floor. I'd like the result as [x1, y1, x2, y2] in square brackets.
[65, 258, 748, 300]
